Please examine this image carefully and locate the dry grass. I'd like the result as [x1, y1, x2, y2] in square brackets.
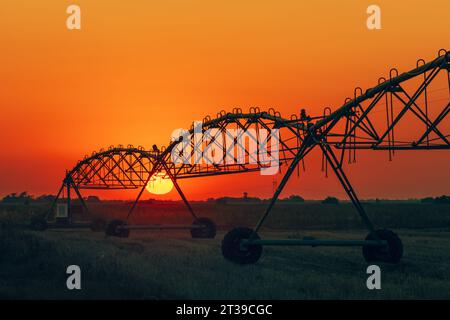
[1, 202, 449, 299]
[1, 227, 450, 299]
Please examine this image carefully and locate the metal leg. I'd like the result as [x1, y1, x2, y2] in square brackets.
[126, 157, 198, 222]
[66, 182, 71, 223]
[126, 162, 163, 221]
[319, 142, 375, 233]
[127, 184, 148, 221]
[71, 182, 90, 216]
[46, 183, 64, 220]
[162, 163, 197, 219]
[253, 137, 314, 235]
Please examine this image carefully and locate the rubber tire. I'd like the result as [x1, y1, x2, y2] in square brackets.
[90, 218, 106, 232]
[30, 217, 48, 231]
[105, 219, 130, 238]
[362, 229, 403, 263]
[222, 227, 263, 264]
[191, 217, 216, 239]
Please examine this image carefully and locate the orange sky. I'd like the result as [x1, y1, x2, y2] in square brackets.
[0, 0, 449, 200]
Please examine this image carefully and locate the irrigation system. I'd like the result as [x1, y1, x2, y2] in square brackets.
[36, 49, 449, 264]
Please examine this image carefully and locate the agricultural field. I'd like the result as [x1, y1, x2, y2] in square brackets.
[1, 201, 450, 299]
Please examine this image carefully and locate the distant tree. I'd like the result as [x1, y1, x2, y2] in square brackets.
[214, 195, 262, 204]
[216, 197, 228, 205]
[287, 195, 305, 202]
[434, 195, 450, 204]
[246, 196, 262, 203]
[420, 197, 434, 204]
[322, 196, 339, 204]
[86, 195, 101, 203]
[35, 194, 56, 203]
[19, 191, 28, 198]
[1, 191, 33, 204]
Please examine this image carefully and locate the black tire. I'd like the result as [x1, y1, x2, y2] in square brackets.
[191, 217, 216, 239]
[222, 227, 263, 264]
[90, 218, 106, 232]
[30, 217, 48, 231]
[362, 229, 403, 263]
[105, 219, 130, 238]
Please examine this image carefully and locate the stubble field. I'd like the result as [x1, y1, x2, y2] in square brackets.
[1, 201, 449, 299]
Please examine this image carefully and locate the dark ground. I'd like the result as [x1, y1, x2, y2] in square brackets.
[0, 201, 449, 299]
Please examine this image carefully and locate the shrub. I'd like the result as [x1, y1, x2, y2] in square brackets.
[322, 196, 339, 205]
[287, 195, 305, 202]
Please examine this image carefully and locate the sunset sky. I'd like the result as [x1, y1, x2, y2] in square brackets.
[1, 0, 449, 200]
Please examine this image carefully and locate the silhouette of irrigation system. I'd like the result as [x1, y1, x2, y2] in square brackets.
[34, 50, 449, 264]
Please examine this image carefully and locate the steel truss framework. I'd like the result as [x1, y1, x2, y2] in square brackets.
[46, 50, 449, 263]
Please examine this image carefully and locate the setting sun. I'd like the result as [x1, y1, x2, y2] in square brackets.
[145, 172, 174, 195]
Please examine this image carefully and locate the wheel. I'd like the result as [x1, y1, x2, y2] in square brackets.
[191, 217, 216, 239]
[105, 220, 129, 238]
[105, 219, 130, 238]
[30, 217, 48, 231]
[362, 229, 403, 263]
[222, 227, 263, 264]
[90, 218, 106, 232]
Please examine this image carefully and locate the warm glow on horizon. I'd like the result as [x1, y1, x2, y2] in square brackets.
[0, 0, 449, 200]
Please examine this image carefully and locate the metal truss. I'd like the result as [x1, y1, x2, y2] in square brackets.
[45, 50, 449, 262]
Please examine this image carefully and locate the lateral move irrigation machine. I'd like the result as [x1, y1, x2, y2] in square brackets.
[37, 50, 449, 264]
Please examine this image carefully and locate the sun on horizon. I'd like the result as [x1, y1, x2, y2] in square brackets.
[145, 172, 174, 195]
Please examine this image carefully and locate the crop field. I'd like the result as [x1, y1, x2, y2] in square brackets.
[1, 202, 449, 299]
